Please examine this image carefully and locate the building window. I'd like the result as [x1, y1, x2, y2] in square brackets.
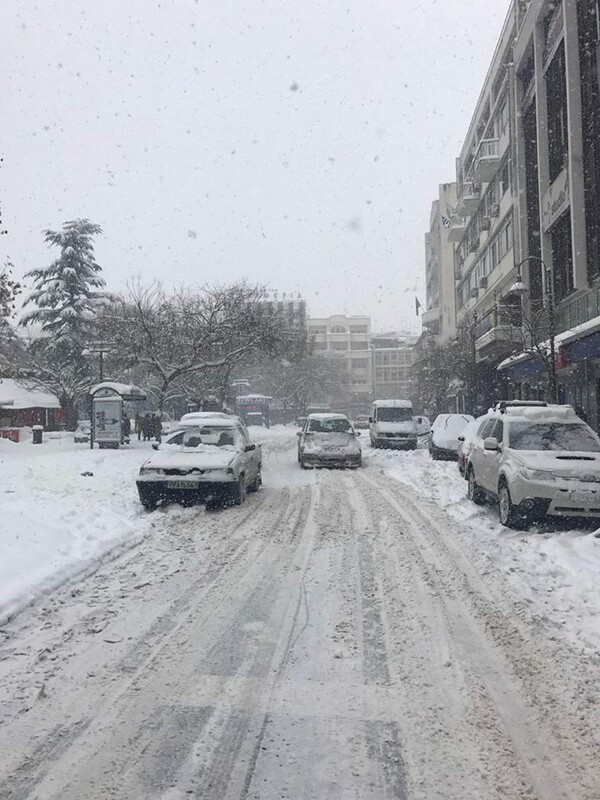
[500, 160, 510, 195]
[577, 0, 600, 281]
[349, 325, 368, 333]
[551, 212, 574, 302]
[330, 341, 349, 350]
[546, 42, 569, 183]
[330, 325, 346, 334]
[351, 359, 367, 370]
[351, 339, 368, 350]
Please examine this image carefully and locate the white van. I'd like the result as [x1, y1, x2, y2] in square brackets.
[369, 400, 418, 449]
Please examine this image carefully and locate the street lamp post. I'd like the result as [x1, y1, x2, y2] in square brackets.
[470, 312, 478, 414]
[511, 256, 557, 404]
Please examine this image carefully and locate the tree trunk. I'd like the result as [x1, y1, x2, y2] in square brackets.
[60, 396, 78, 431]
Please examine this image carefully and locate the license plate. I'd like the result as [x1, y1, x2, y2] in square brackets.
[166, 480, 191, 489]
[324, 446, 342, 452]
[571, 490, 597, 504]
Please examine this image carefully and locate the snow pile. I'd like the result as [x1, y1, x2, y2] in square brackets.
[0, 441, 153, 622]
[366, 447, 600, 652]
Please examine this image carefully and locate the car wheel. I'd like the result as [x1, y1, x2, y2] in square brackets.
[498, 481, 524, 529]
[430, 448, 439, 461]
[299, 457, 308, 469]
[231, 475, 247, 505]
[139, 493, 157, 511]
[248, 466, 262, 493]
[467, 467, 485, 505]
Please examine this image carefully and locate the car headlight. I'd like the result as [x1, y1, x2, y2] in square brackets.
[139, 467, 163, 475]
[519, 468, 554, 481]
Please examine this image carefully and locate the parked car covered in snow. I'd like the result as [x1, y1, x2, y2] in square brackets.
[353, 414, 370, 430]
[136, 417, 262, 510]
[429, 413, 474, 460]
[414, 415, 431, 437]
[74, 419, 91, 443]
[297, 413, 361, 468]
[457, 415, 487, 475]
[466, 401, 600, 528]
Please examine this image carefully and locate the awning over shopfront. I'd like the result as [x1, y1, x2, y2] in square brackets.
[497, 313, 600, 381]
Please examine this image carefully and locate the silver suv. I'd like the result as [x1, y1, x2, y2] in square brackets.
[465, 401, 600, 528]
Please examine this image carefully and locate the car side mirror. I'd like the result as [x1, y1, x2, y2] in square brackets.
[245, 443, 256, 452]
[152, 442, 159, 451]
[355, 431, 361, 436]
[457, 435, 465, 442]
[368, 417, 373, 424]
[296, 431, 302, 437]
[483, 436, 499, 451]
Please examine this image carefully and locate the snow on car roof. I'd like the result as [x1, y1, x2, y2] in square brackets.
[372, 399, 412, 408]
[490, 404, 580, 422]
[176, 416, 237, 428]
[307, 413, 349, 419]
[180, 412, 229, 420]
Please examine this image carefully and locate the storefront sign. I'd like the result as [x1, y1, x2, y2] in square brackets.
[541, 167, 570, 232]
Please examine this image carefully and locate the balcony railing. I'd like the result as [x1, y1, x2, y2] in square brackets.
[474, 305, 522, 345]
[448, 215, 468, 242]
[557, 286, 600, 333]
[475, 138, 500, 183]
[458, 182, 481, 216]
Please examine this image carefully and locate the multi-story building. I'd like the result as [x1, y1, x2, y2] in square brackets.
[450, 4, 522, 379]
[307, 315, 372, 411]
[371, 332, 416, 400]
[501, 0, 600, 428]
[262, 295, 307, 332]
[423, 183, 458, 345]
[422, 0, 600, 426]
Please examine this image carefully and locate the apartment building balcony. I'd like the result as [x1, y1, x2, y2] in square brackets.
[457, 182, 481, 216]
[474, 138, 500, 183]
[448, 215, 468, 242]
[474, 305, 522, 362]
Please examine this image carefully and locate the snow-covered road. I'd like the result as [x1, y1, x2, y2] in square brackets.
[1, 429, 599, 799]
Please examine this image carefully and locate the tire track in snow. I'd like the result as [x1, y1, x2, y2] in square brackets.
[355, 468, 597, 800]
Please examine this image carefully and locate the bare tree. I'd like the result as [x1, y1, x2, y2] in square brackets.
[102, 280, 305, 413]
[247, 353, 348, 415]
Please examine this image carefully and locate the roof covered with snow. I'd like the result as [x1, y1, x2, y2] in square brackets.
[90, 382, 146, 400]
[372, 399, 412, 408]
[0, 379, 61, 410]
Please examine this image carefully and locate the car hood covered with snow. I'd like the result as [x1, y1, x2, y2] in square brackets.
[511, 450, 600, 478]
[141, 446, 238, 471]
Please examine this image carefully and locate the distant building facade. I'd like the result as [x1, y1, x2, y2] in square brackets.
[423, 183, 458, 345]
[307, 315, 372, 411]
[371, 332, 416, 400]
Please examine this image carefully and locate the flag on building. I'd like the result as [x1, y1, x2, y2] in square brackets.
[415, 297, 423, 316]
[441, 215, 451, 228]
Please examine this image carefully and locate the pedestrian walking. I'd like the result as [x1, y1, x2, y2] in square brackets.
[142, 412, 152, 442]
[135, 413, 142, 441]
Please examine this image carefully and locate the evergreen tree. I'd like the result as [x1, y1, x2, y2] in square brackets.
[20, 219, 109, 341]
[18, 220, 110, 429]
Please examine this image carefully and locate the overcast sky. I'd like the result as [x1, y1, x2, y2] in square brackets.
[1, 0, 507, 333]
